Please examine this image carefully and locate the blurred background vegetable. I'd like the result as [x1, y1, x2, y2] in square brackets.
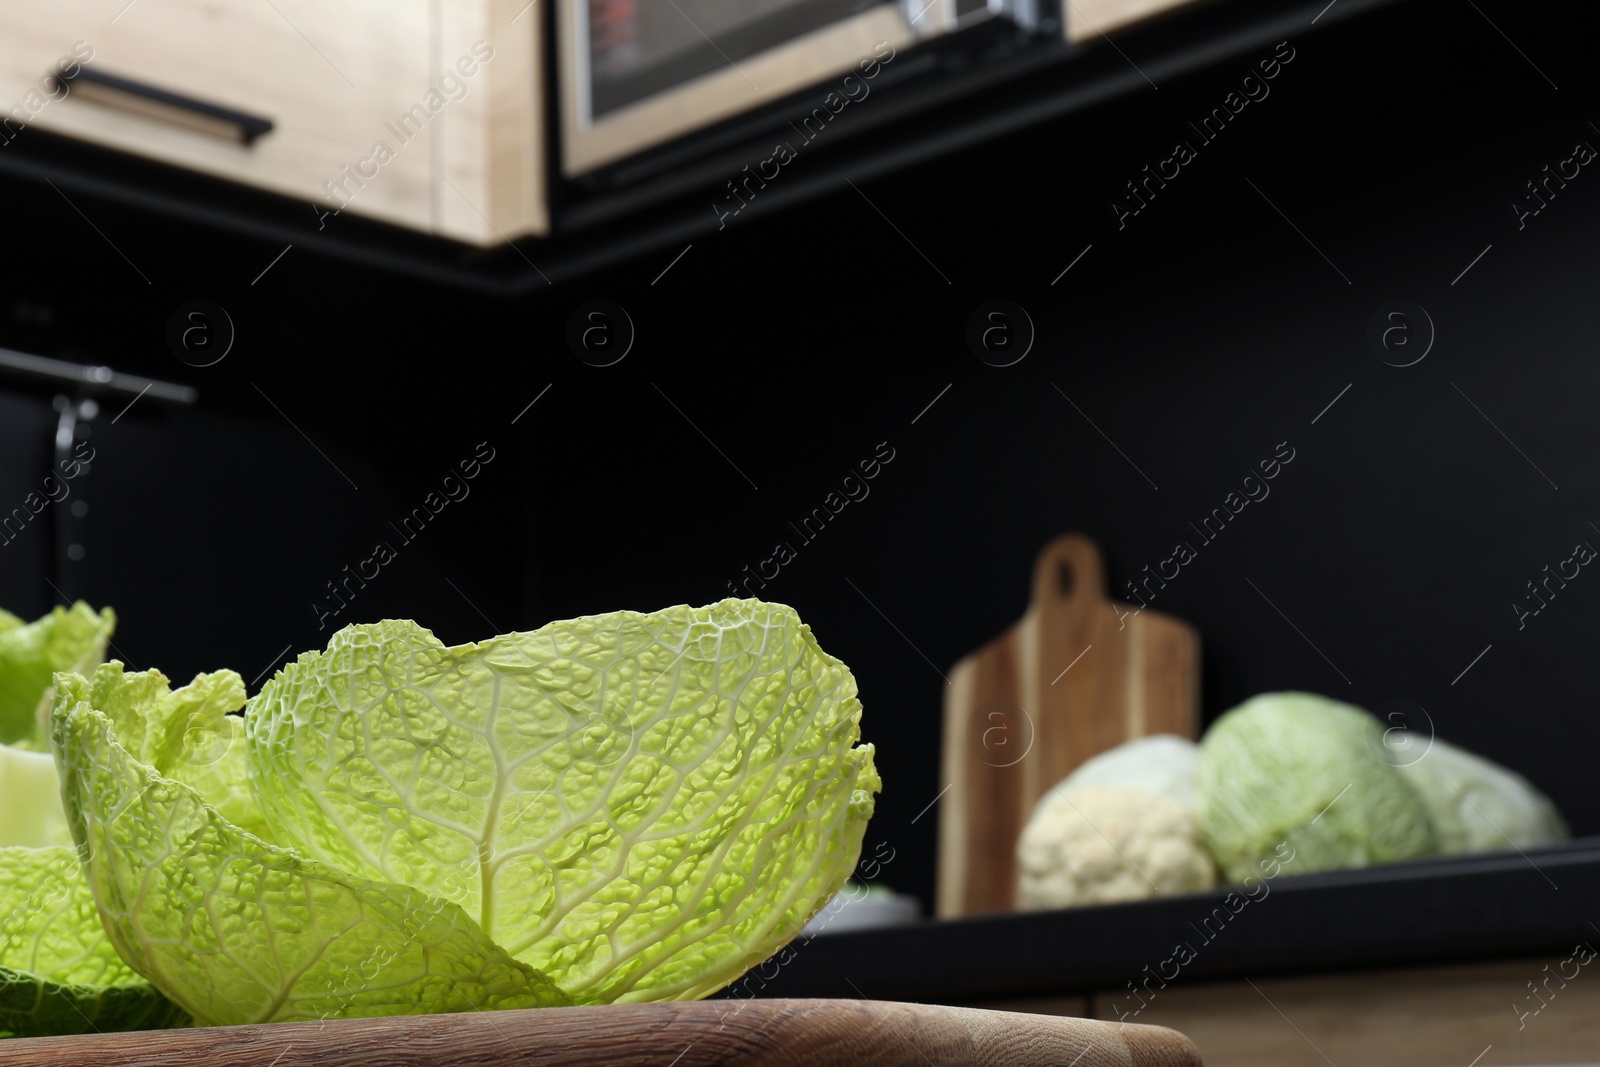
[1016, 692, 1569, 905]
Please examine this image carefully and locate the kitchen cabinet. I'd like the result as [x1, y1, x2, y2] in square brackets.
[0, 0, 543, 243]
[1065, 0, 1197, 42]
[435, 0, 546, 244]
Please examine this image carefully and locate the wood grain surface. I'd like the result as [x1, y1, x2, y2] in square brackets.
[0, 0, 436, 230]
[0, 999, 1202, 1066]
[0, 0, 543, 244]
[938, 534, 1200, 917]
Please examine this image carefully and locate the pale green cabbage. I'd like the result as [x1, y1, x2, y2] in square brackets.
[0, 847, 185, 1038]
[1385, 732, 1568, 854]
[0, 602, 177, 1038]
[0, 603, 115, 850]
[0, 603, 113, 746]
[0, 746, 71, 850]
[1197, 693, 1436, 882]
[49, 600, 879, 1027]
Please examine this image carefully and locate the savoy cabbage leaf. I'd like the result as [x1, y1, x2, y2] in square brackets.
[46, 599, 878, 1026]
[0, 845, 184, 1039]
[247, 601, 880, 1003]
[0, 603, 113, 747]
[51, 672, 572, 1027]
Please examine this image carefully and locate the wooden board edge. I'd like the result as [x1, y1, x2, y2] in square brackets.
[936, 654, 978, 919]
[0, 1000, 1201, 1067]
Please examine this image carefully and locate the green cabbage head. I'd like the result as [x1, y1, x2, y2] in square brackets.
[0, 601, 181, 1039]
[1385, 733, 1568, 854]
[49, 600, 879, 1027]
[1197, 692, 1436, 882]
[0, 846, 186, 1038]
[0, 602, 114, 748]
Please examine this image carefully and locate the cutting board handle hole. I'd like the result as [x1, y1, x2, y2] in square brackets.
[1057, 561, 1074, 596]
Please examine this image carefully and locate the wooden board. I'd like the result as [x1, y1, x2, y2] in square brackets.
[937, 534, 1200, 918]
[0, 999, 1203, 1066]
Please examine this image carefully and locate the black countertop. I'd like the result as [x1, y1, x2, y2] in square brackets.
[735, 839, 1600, 1003]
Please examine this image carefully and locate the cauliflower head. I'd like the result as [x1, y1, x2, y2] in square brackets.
[1016, 783, 1218, 910]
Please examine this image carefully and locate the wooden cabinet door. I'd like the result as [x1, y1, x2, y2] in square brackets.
[0, 0, 436, 231]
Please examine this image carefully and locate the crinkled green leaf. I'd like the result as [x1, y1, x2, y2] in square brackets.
[1, 845, 184, 1038]
[55, 665, 273, 842]
[175, 710, 274, 843]
[248, 600, 880, 1004]
[50, 681, 571, 1027]
[55, 662, 240, 772]
[0, 603, 113, 746]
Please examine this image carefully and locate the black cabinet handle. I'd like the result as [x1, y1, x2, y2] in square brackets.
[57, 68, 274, 145]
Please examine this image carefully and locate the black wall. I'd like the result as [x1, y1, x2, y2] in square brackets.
[1, 0, 1594, 911]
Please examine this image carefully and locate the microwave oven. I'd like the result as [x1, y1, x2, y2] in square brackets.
[557, 0, 1051, 177]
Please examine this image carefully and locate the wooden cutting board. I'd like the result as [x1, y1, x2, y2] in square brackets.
[0, 999, 1204, 1066]
[937, 534, 1200, 918]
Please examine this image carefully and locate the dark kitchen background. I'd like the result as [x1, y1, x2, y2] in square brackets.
[0, 0, 1594, 923]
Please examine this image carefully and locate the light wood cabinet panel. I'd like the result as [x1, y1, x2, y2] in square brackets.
[0, 0, 437, 230]
[0, 1, 544, 244]
[436, 0, 547, 243]
[1087, 957, 1600, 1066]
[1064, 0, 1195, 42]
